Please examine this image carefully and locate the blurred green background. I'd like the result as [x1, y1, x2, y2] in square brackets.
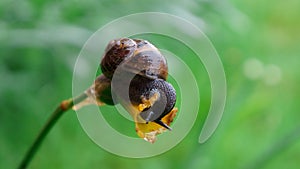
[1, 0, 300, 168]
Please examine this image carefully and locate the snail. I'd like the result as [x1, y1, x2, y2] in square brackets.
[87, 38, 177, 142]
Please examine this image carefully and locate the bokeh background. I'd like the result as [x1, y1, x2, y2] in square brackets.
[1, 0, 300, 168]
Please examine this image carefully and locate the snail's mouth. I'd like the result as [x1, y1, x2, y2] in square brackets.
[140, 110, 172, 131]
[142, 110, 155, 123]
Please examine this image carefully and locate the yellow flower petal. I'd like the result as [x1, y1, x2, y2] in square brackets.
[119, 99, 178, 143]
[135, 107, 178, 143]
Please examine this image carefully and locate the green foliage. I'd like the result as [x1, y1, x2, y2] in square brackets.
[1, 0, 300, 168]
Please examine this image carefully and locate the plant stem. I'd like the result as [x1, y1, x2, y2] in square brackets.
[17, 93, 88, 169]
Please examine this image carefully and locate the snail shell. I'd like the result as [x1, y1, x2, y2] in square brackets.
[100, 38, 168, 80]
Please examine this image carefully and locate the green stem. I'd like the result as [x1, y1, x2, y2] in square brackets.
[17, 93, 88, 169]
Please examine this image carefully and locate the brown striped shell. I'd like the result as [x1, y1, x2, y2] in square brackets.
[100, 38, 168, 80]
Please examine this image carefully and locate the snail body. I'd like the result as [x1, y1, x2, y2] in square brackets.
[128, 75, 176, 130]
[99, 38, 176, 130]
